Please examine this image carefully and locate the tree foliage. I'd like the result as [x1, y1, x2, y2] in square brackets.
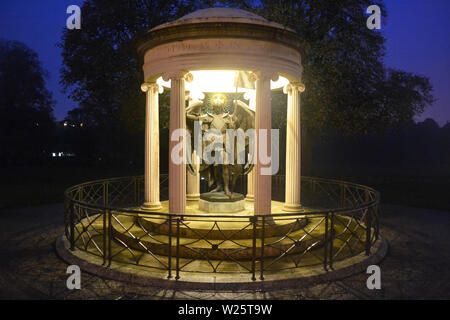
[0, 40, 55, 164]
[59, 0, 434, 163]
[234, 0, 434, 134]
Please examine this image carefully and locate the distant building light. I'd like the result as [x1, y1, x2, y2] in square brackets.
[51, 152, 76, 158]
[64, 122, 68, 127]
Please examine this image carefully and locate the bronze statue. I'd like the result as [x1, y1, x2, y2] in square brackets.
[186, 94, 255, 198]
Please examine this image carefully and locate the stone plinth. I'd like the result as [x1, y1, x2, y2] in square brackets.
[199, 192, 245, 213]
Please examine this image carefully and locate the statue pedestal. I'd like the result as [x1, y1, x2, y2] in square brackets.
[199, 192, 245, 213]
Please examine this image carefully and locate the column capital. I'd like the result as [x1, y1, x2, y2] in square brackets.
[283, 82, 305, 95]
[141, 82, 160, 93]
[249, 70, 279, 83]
[162, 70, 193, 82]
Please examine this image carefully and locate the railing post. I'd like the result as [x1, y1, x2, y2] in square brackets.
[102, 181, 109, 207]
[103, 181, 108, 207]
[107, 209, 112, 266]
[251, 216, 257, 281]
[70, 203, 75, 251]
[103, 181, 110, 265]
[365, 207, 372, 256]
[175, 217, 181, 280]
[260, 215, 265, 281]
[364, 190, 372, 255]
[133, 176, 137, 206]
[323, 213, 329, 270]
[375, 203, 380, 240]
[168, 215, 172, 279]
[103, 208, 107, 265]
[77, 186, 83, 222]
[78, 186, 83, 202]
[329, 212, 334, 269]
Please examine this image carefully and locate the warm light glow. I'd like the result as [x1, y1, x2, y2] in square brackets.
[212, 94, 225, 105]
[156, 70, 289, 94]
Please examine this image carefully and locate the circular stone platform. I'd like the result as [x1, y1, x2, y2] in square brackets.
[62, 175, 383, 292]
[56, 234, 387, 291]
[136, 200, 309, 243]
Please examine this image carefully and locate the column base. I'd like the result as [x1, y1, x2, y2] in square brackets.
[186, 194, 200, 201]
[141, 202, 162, 211]
[245, 195, 255, 202]
[283, 203, 303, 212]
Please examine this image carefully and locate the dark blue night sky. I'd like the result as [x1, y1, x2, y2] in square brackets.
[1, 0, 449, 125]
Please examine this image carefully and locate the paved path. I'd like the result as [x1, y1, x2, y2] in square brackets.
[0, 203, 449, 299]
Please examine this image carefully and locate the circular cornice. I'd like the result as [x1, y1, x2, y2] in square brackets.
[137, 21, 309, 59]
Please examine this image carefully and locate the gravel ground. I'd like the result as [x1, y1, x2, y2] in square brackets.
[0, 203, 449, 300]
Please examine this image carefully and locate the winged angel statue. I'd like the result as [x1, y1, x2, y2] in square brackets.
[186, 94, 255, 199]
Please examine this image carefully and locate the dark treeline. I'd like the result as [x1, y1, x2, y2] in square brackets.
[55, 0, 436, 174]
[1, 2, 448, 211]
[58, 115, 450, 177]
[1, 1, 445, 178]
[0, 40, 56, 166]
[306, 118, 450, 177]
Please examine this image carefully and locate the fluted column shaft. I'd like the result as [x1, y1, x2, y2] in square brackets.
[284, 83, 305, 212]
[142, 82, 161, 210]
[168, 74, 187, 214]
[254, 72, 276, 215]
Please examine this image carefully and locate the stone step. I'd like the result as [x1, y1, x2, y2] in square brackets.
[73, 214, 366, 264]
[111, 215, 330, 260]
[138, 214, 309, 240]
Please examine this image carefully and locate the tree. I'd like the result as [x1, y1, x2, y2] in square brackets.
[232, 0, 432, 134]
[237, 0, 434, 173]
[59, 0, 214, 164]
[60, 0, 434, 167]
[0, 40, 55, 164]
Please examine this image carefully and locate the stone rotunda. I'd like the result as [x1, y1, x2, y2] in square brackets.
[138, 7, 307, 215]
[59, 8, 384, 288]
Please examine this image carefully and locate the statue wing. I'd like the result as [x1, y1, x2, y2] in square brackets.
[185, 101, 204, 176]
[186, 101, 203, 135]
[231, 100, 256, 173]
[231, 100, 255, 131]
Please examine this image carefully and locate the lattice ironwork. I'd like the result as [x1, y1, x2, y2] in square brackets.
[64, 175, 380, 281]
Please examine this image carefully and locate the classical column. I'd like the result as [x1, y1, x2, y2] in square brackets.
[253, 71, 278, 215]
[141, 82, 162, 210]
[165, 72, 190, 214]
[246, 169, 255, 202]
[283, 82, 305, 212]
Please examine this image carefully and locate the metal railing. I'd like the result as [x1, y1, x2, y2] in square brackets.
[64, 174, 379, 280]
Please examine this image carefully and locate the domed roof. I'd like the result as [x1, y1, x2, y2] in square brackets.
[151, 7, 290, 31]
[139, 7, 307, 59]
[178, 7, 267, 21]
